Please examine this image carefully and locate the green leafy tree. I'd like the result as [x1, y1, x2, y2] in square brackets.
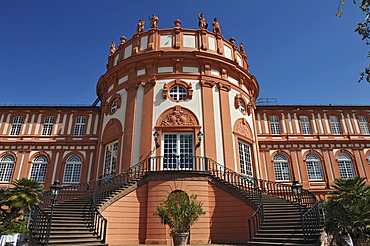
[324, 177, 370, 245]
[0, 178, 44, 235]
[337, 0, 370, 83]
[154, 191, 205, 236]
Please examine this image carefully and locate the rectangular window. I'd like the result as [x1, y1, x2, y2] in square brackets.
[238, 141, 253, 177]
[74, 116, 86, 136]
[208, 36, 216, 51]
[358, 116, 370, 134]
[329, 116, 342, 134]
[41, 116, 54, 136]
[10, 116, 23, 136]
[160, 35, 172, 47]
[103, 141, 118, 176]
[124, 44, 132, 59]
[163, 133, 194, 170]
[300, 116, 312, 135]
[224, 45, 232, 60]
[183, 35, 196, 48]
[140, 36, 148, 50]
[269, 115, 281, 134]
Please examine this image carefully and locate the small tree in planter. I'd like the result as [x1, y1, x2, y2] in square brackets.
[154, 191, 205, 246]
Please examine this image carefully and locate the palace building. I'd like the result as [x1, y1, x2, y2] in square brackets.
[1, 16, 370, 245]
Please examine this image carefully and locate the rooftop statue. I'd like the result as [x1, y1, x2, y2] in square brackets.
[240, 43, 246, 56]
[136, 18, 145, 33]
[212, 18, 222, 34]
[198, 13, 208, 30]
[109, 41, 116, 56]
[149, 14, 159, 29]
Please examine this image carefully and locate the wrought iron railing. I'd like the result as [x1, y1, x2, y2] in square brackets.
[251, 178, 320, 242]
[31, 155, 320, 244]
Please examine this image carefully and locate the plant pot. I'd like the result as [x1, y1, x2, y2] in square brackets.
[172, 232, 189, 246]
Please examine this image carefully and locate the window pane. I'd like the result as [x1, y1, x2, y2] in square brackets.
[306, 153, 323, 180]
[42, 116, 54, 136]
[163, 133, 194, 170]
[63, 155, 82, 183]
[358, 116, 370, 134]
[337, 153, 355, 178]
[269, 116, 281, 134]
[74, 116, 86, 136]
[10, 116, 22, 136]
[329, 116, 342, 134]
[30, 155, 48, 183]
[0, 155, 15, 182]
[273, 154, 290, 181]
[238, 141, 253, 177]
[300, 116, 312, 135]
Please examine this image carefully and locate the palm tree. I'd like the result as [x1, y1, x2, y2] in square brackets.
[324, 177, 370, 245]
[0, 178, 44, 235]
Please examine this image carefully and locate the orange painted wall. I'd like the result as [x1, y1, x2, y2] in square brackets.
[102, 179, 254, 245]
[102, 184, 148, 245]
[208, 183, 254, 244]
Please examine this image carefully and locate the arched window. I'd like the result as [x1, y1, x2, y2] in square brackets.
[305, 153, 324, 180]
[0, 155, 15, 182]
[337, 153, 355, 178]
[63, 155, 82, 183]
[273, 154, 290, 181]
[30, 155, 48, 183]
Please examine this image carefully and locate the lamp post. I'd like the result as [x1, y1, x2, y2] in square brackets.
[47, 179, 61, 246]
[196, 131, 203, 148]
[153, 130, 160, 148]
[291, 179, 304, 241]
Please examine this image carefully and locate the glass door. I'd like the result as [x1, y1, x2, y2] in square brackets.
[163, 133, 194, 170]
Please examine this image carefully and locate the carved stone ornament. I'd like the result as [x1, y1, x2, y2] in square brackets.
[102, 119, 122, 144]
[234, 118, 252, 139]
[160, 106, 198, 126]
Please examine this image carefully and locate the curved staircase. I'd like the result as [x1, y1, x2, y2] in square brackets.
[31, 157, 322, 246]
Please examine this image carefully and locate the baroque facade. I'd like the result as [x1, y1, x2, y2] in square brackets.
[1, 16, 370, 244]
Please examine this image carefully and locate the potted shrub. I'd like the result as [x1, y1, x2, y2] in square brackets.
[154, 191, 205, 246]
[324, 177, 370, 246]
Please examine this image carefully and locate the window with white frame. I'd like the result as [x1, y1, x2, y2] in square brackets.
[238, 141, 253, 177]
[10, 116, 23, 136]
[300, 116, 312, 135]
[29, 155, 48, 183]
[337, 153, 355, 178]
[273, 154, 290, 181]
[358, 116, 370, 134]
[169, 86, 187, 101]
[269, 115, 281, 134]
[103, 141, 118, 176]
[63, 155, 82, 183]
[305, 153, 324, 180]
[163, 133, 194, 170]
[41, 116, 54, 136]
[74, 116, 86, 136]
[0, 155, 15, 182]
[329, 116, 342, 134]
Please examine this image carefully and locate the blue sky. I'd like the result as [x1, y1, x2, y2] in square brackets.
[0, 0, 368, 106]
